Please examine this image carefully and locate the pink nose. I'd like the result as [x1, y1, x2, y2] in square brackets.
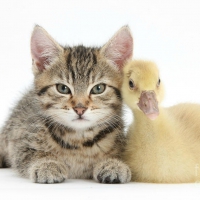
[73, 107, 87, 116]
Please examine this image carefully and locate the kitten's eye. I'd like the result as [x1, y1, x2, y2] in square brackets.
[157, 78, 161, 87]
[56, 84, 71, 94]
[91, 84, 106, 94]
[129, 79, 135, 89]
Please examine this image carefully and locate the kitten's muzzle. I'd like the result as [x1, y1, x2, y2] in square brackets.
[73, 105, 88, 116]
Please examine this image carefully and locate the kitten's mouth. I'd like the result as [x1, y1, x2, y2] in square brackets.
[72, 117, 89, 122]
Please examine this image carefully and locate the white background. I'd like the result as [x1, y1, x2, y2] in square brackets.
[0, 0, 200, 199]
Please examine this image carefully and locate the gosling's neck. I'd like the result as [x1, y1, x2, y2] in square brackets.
[130, 107, 173, 140]
[132, 107, 167, 126]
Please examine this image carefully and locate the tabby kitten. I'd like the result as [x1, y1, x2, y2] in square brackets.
[0, 25, 133, 184]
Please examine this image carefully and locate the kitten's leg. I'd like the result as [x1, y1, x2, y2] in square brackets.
[0, 142, 4, 168]
[0, 154, 3, 168]
[93, 158, 131, 184]
[12, 147, 69, 183]
[0, 135, 10, 168]
[0, 155, 10, 168]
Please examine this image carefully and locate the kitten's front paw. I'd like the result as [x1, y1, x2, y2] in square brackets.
[93, 158, 131, 184]
[29, 161, 69, 184]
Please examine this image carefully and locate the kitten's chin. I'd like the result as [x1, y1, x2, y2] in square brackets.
[52, 116, 94, 131]
[69, 120, 94, 131]
[71, 119, 92, 130]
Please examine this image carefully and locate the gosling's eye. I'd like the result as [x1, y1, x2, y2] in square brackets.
[157, 78, 161, 86]
[56, 84, 71, 94]
[91, 84, 106, 94]
[129, 79, 135, 89]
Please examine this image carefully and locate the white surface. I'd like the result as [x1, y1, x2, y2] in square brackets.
[0, 169, 200, 200]
[1, 0, 200, 199]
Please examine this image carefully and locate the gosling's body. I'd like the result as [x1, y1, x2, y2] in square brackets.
[122, 60, 200, 183]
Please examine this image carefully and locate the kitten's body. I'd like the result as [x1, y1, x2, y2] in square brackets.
[0, 26, 133, 183]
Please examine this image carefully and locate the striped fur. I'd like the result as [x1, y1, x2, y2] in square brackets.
[0, 25, 133, 183]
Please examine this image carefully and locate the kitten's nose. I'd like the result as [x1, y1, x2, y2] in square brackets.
[73, 107, 87, 116]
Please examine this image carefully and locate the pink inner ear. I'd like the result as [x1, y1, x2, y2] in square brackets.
[114, 33, 133, 69]
[31, 26, 59, 72]
[31, 44, 47, 71]
[104, 26, 133, 70]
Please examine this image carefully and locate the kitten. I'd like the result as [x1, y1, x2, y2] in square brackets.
[0, 25, 133, 184]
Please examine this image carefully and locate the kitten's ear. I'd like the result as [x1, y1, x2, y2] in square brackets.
[31, 25, 63, 74]
[100, 26, 133, 70]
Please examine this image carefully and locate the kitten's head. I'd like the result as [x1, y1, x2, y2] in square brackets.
[31, 25, 133, 130]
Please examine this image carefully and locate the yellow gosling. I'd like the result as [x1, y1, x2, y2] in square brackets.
[122, 60, 200, 183]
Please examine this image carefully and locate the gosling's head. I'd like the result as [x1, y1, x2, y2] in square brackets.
[122, 60, 164, 120]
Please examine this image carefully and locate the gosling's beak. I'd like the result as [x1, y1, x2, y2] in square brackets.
[137, 90, 159, 120]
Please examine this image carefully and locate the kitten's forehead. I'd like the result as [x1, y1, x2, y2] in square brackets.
[63, 46, 114, 87]
[65, 46, 98, 76]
